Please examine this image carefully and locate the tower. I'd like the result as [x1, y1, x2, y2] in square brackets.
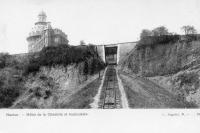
[27, 11, 48, 52]
[36, 11, 47, 24]
[44, 22, 53, 46]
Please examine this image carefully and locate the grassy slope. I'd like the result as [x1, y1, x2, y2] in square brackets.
[0, 45, 105, 108]
[0, 53, 27, 108]
[60, 76, 102, 109]
[119, 72, 196, 108]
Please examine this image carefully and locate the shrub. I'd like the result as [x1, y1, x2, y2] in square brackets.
[83, 60, 89, 75]
[0, 53, 11, 69]
[83, 57, 105, 76]
[177, 72, 199, 85]
[24, 44, 105, 75]
[137, 35, 180, 49]
[176, 72, 199, 94]
[24, 62, 40, 75]
[182, 34, 200, 42]
[44, 90, 52, 99]
[0, 86, 20, 107]
[34, 87, 42, 98]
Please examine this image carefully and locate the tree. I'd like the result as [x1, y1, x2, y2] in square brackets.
[181, 25, 197, 35]
[80, 40, 86, 45]
[152, 26, 169, 36]
[0, 53, 10, 68]
[169, 32, 178, 35]
[140, 29, 152, 39]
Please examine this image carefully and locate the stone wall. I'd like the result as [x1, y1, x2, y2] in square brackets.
[12, 61, 101, 108]
[96, 45, 105, 63]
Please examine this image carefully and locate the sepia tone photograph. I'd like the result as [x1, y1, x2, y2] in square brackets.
[1, 0, 200, 110]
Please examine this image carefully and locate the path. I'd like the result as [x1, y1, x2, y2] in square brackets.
[91, 65, 129, 109]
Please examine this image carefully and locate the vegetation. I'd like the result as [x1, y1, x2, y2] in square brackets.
[59, 77, 102, 108]
[140, 29, 153, 39]
[24, 44, 105, 75]
[137, 35, 180, 49]
[152, 26, 169, 36]
[0, 53, 11, 69]
[0, 85, 21, 107]
[181, 25, 197, 35]
[0, 44, 105, 108]
[80, 40, 86, 45]
[0, 54, 26, 108]
[138, 25, 199, 49]
[140, 26, 170, 39]
[138, 26, 179, 49]
[176, 72, 199, 94]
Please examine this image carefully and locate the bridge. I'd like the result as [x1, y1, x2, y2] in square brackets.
[96, 42, 137, 65]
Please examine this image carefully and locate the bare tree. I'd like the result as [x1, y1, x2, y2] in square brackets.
[152, 26, 169, 36]
[140, 29, 152, 39]
[181, 25, 197, 35]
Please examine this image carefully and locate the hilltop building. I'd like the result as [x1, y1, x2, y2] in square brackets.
[27, 11, 69, 53]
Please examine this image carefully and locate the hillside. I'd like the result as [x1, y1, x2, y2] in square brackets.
[120, 35, 200, 76]
[119, 42, 137, 62]
[0, 45, 105, 108]
[119, 35, 200, 107]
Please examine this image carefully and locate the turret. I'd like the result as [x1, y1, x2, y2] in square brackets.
[27, 11, 49, 52]
[35, 11, 47, 25]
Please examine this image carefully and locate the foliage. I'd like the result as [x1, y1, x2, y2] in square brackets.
[138, 25, 200, 49]
[137, 35, 180, 49]
[0, 52, 27, 70]
[181, 25, 197, 35]
[139, 26, 170, 40]
[24, 44, 105, 75]
[177, 72, 199, 87]
[152, 26, 169, 36]
[0, 53, 10, 69]
[0, 86, 20, 107]
[0, 52, 27, 108]
[140, 29, 153, 39]
[0, 69, 24, 108]
[182, 34, 200, 42]
[83, 60, 89, 75]
[83, 57, 105, 75]
[80, 40, 86, 45]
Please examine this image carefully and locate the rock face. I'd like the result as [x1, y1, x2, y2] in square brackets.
[149, 70, 200, 107]
[12, 62, 101, 108]
[120, 40, 200, 77]
[120, 36, 200, 107]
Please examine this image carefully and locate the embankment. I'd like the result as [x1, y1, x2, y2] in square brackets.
[0, 44, 105, 108]
[119, 35, 200, 107]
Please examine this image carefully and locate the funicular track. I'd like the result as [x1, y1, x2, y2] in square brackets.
[98, 65, 122, 109]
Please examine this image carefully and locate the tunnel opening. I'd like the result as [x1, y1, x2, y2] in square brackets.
[104, 46, 118, 65]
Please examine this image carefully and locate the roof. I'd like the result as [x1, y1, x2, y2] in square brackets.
[38, 11, 47, 17]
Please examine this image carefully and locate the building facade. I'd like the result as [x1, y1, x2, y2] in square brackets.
[27, 11, 69, 53]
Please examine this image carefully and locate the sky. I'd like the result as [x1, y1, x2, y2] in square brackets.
[0, 0, 200, 54]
